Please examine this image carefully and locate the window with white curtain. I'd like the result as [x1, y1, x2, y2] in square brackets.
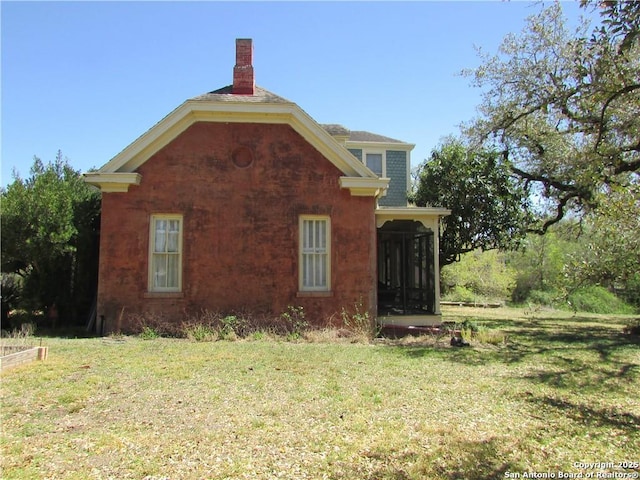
[299, 216, 331, 291]
[149, 215, 182, 292]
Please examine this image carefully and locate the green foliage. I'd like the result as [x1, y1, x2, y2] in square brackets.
[460, 319, 480, 333]
[0, 152, 101, 326]
[184, 324, 218, 342]
[1, 273, 23, 325]
[425, 2, 639, 304]
[410, 139, 532, 266]
[568, 286, 636, 315]
[139, 326, 160, 340]
[219, 315, 242, 340]
[456, 320, 507, 345]
[464, 2, 640, 232]
[442, 285, 478, 303]
[251, 331, 266, 341]
[567, 185, 640, 306]
[583, 0, 640, 53]
[280, 305, 308, 340]
[507, 213, 639, 311]
[340, 299, 377, 339]
[1, 321, 36, 342]
[458, 320, 476, 343]
[441, 249, 516, 302]
[512, 277, 636, 315]
[507, 226, 576, 304]
[526, 290, 561, 309]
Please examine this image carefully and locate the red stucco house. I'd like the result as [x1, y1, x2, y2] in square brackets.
[84, 39, 450, 334]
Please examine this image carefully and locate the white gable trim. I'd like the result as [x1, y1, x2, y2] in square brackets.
[86, 100, 382, 193]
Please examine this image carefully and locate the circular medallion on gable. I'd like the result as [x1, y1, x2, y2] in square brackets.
[231, 146, 254, 168]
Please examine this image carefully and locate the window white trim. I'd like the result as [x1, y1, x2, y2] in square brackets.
[148, 214, 183, 292]
[363, 150, 386, 178]
[298, 215, 331, 292]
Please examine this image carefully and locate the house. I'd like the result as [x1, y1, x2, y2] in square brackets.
[84, 39, 450, 334]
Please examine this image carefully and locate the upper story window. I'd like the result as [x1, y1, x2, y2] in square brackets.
[149, 214, 183, 292]
[365, 152, 384, 177]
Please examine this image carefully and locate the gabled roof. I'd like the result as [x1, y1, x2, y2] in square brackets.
[321, 124, 351, 137]
[320, 124, 414, 150]
[84, 85, 389, 196]
[348, 131, 406, 144]
[191, 85, 292, 103]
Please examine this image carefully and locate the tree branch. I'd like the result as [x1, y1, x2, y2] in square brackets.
[528, 191, 582, 235]
[510, 165, 577, 194]
[595, 83, 640, 151]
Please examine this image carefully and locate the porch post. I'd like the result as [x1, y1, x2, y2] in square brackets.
[433, 222, 443, 315]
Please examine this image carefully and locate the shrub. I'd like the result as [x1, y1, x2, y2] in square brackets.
[218, 315, 241, 340]
[1, 321, 36, 345]
[456, 320, 507, 346]
[251, 331, 266, 341]
[280, 306, 308, 340]
[129, 311, 184, 337]
[568, 286, 636, 314]
[527, 289, 560, 308]
[441, 249, 516, 302]
[1, 274, 23, 328]
[340, 300, 377, 340]
[461, 319, 480, 332]
[184, 324, 218, 342]
[139, 326, 159, 340]
[474, 327, 508, 345]
[443, 286, 483, 303]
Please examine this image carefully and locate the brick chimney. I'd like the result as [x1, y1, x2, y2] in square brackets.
[232, 38, 255, 95]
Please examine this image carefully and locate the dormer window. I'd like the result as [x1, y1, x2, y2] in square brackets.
[365, 152, 384, 177]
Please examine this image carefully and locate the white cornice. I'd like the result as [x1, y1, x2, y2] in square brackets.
[83, 172, 142, 193]
[339, 177, 389, 197]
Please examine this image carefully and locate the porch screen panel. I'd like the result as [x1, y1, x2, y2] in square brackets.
[301, 217, 329, 290]
[151, 217, 182, 291]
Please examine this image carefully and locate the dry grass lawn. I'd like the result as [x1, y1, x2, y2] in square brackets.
[1, 306, 639, 479]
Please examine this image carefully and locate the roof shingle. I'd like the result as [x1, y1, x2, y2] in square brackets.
[320, 124, 408, 144]
[347, 130, 406, 144]
[190, 85, 292, 104]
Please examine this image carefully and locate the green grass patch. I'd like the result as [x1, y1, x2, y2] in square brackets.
[1, 307, 638, 479]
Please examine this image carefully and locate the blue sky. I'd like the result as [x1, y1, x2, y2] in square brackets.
[1, 1, 587, 186]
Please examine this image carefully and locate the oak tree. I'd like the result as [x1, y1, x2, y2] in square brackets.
[410, 139, 533, 266]
[463, 2, 639, 232]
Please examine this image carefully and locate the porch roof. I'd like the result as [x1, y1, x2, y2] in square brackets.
[375, 206, 451, 229]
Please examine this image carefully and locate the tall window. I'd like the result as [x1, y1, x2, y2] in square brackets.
[365, 153, 383, 177]
[299, 216, 331, 291]
[149, 215, 182, 292]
